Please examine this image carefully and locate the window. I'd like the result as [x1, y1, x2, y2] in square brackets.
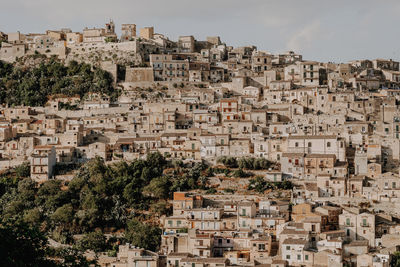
[297, 255, 301, 260]
[305, 255, 309, 261]
[286, 246, 290, 250]
[346, 218, 350, 226]
[327, 142, 331, 148]
[286, 255, 291, 260]
[308, 142, 312, 147]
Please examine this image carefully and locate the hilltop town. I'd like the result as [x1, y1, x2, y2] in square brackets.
[1, 21, 400, 267]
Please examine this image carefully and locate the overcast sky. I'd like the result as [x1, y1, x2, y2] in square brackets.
[1, 0, 399, 63]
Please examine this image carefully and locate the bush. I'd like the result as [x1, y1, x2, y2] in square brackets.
[232, 168, 252, 178]
[248, 176, 274, 193]
[223, 188, 235, 194]
[238, 157, 272, 170]
[217, 156, 238, 168]
[275, 180, 293, 190]
[205, 167, 214, 177]
[206, 188, 217, 194]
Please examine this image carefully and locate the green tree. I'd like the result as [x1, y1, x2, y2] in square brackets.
[142, 176, 171, 199]
[248, 176, 274, 193]
[14, 162, 31, 177]
[391, 251, 400, 267]
[124, 219, 161, 251]
[76, 230, 107, 253]
[0, 223, 55, 267]
[52, 204, 74, 227]
[0, 58, 115, 106]
[23, 208, 42, 225]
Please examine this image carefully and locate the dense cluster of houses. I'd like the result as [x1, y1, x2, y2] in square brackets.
[2, 21, 400, 266]
[97, 192, 399, 267]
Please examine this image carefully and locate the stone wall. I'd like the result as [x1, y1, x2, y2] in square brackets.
[125, 67, 154, 82]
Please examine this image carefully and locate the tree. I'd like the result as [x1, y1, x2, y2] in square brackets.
[233, 168, 251, 178]
[54, 248, 96, 267]
[238, 157, 271, 170]
[23, 208, 42, 225]
[276, 180, 293, 190]
[150, 200, 170, 216]
[0, 58, 115, 107]
[142, 176, 171, 199]
[17, 178, 36, 204]
[76, 230, 107, 253]
[52, 204, 74, 226]
[124, 219, 161, 252]
[217, 156, 238, 168]
[0, 152, 208, 259]
[14, 162, 31, 177]
[391, 251, 400, 267]
[146, 152, 166, 178]
[248, 176, 274, 193]
[0, 223, 55, 267]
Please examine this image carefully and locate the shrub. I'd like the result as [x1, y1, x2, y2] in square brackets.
[206, 188, 217, 194]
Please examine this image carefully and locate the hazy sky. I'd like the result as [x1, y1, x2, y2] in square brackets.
[1, 0, 399, 63]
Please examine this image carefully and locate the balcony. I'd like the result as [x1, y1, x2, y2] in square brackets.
[360, 223, 370, 227]
[194, 243, 210, 249]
